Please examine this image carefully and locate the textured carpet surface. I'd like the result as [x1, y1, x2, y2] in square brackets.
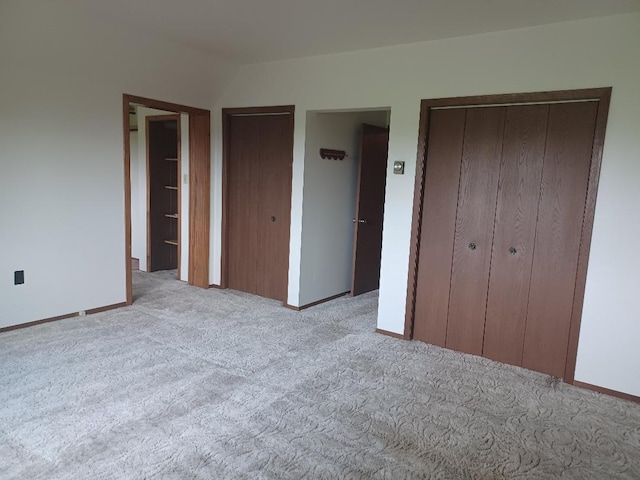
[1, 270, 639, 479]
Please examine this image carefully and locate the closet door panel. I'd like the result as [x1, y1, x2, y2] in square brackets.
[522, 102, 598, 377]
[256, 114, 293, 302]
[227, 116, 260, 294]
[413, 109, 466, 346]
[483, 105, 549, 366]
[446, 107, 505, 356]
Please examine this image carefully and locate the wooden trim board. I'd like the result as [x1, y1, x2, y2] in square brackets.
[283, 291, 349, 311]
[188, 113, 211, 288]
[0, 302, 127, 334]
[573, 381, 640, 404]
[375, 328, 406, 340]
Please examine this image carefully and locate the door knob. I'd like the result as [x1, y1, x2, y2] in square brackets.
[509, 247, 517, 255]
[270, 216, 276, 222]
[468, 243, 476, 251]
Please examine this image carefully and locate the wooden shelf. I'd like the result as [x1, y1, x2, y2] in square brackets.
[165, 157, 178, 161]
[164, 239, 179, 246]
[164, 185, 178, 190]
[165, 213, 179, 219]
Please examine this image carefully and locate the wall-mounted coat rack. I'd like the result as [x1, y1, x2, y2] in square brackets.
[319, 148, 347, 161]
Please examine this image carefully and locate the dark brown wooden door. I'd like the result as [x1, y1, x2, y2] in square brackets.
[226, 113, 293, 302]
[413, 101, 598, 379]
[351, 124, 389, 296]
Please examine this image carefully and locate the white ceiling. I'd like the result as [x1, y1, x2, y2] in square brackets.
[89, 0, 640, 63]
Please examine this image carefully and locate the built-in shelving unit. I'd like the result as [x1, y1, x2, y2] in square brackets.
[148, 118, 180, 273]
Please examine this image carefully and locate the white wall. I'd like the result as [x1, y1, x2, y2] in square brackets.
[130, 129, 140, 263]
[0, 1, 237, 328]
[179, 114, 190, 282]
[298, 110, 388, 306]
[211, 13, 640, 396]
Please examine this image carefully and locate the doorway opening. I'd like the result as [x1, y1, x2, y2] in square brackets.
[123, 94, 211, 304]
[297, 108, 390, 308]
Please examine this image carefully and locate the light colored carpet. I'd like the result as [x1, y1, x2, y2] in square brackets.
[1, 270, 639, 479]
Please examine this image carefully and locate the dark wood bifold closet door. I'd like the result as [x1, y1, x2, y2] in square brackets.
[227, 113, 293, 302]
[482, 105, 549, 366]
[522, 102, 598, 377]
[445, 107, 505, 356]
[413, 109, 466, 347]
[412, 98, 600, 379]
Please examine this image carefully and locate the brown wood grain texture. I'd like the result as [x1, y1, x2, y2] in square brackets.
[227, 115, 260, 294]
[351, 124, 389, 296]
[405, 88, 611, 382]
[445, 107, 505, 356]
[412, 109, 466, 346]
[522, 102, 598, 378]
[255, 114, 293, 301]
[482, 105, 549, 366]
[225, 109, 294, 302]
[188, 113, 211, 288]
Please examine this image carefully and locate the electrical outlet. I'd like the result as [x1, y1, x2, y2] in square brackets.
[14, 270, 24, 285]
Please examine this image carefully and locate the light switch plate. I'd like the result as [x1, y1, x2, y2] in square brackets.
[393, 161, 405, 175]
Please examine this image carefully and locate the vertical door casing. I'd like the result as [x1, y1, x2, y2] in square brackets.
[188, 112, 211, 289]
[351, 124, 389, 296]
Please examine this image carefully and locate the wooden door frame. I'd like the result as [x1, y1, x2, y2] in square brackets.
[123, 94, 211, 304]
[404, 87, 612, 383]
[145, 114, 181, 277]
[220, 105, 295, 297]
